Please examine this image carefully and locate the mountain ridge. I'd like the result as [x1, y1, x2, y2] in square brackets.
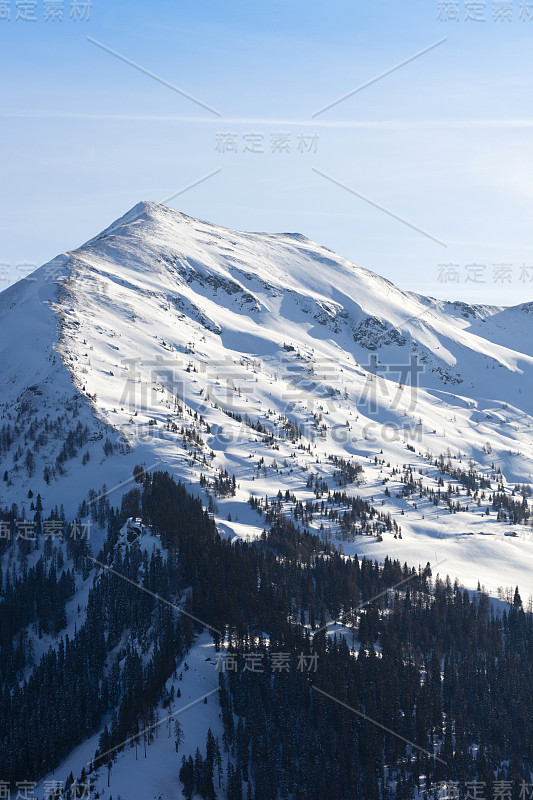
[1, 201, 533, 602]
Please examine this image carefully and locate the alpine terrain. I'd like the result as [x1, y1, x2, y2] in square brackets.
[1, 202, 533, 800]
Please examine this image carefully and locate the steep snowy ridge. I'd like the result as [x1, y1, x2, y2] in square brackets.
[2, 200, 533, 600]
[3, 201, 533, 800]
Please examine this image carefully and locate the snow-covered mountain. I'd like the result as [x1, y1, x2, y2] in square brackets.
[4, 201, 533, 800]
[2, 199, 533, 601]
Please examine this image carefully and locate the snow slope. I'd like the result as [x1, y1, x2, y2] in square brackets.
[3, 201, 533, 799]
[2, 200, 533, 603]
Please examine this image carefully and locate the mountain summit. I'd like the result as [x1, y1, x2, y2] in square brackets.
[1, 202, 533, 597]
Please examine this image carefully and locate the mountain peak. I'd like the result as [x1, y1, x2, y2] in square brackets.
[1, 203, 533, 609]
[82, 200, 182, 247]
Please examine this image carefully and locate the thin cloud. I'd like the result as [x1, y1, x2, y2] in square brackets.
[2, 112, 533, 129]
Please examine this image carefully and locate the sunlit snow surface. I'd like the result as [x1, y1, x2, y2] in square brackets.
[2, 200, 533, 601]
[4, 201, 533, 799]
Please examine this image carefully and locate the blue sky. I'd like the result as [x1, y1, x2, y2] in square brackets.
[1, 0, 533, 304]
